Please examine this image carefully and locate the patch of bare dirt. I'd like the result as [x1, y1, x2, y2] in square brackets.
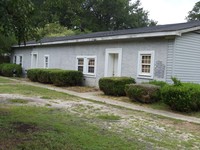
[12, 122, 39, 133]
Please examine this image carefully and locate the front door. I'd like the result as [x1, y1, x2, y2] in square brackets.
[31, 52, 38, 68]
[104, 49, 122, 77]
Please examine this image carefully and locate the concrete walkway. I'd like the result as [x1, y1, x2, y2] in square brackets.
[3, 77, 200, 124]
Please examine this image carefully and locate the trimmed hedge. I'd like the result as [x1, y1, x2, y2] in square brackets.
[125, 84, 160, 103]
[27, 68, 83, 86]
[27, 69, 43, 82]
[0, 63, 22, 77]
[99, 77, 135, 96]
[50, 70, 83, 86]
[161, 83, 200, 112]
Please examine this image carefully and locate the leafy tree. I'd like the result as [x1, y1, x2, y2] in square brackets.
[187, 1, 200, 21]
[37, 23, 76, 38]
[0, 33, 16, 56]
[0, 0, 37, 45]
[79, 0, 156, 32]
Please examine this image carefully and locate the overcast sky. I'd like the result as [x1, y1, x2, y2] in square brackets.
[139, 0, 199, 25]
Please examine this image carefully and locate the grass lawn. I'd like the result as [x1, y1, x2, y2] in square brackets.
[0, 76, 15, 83]
[0, 83, 78, 101]
[1, 76, 200, 149]
[0, 105, 144, 150]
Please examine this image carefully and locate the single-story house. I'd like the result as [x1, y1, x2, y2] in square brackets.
[12, 21, 200, 87]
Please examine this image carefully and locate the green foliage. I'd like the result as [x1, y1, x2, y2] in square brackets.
[0, 0, 37, 45]
[171, 77, 182, 86]
[187, 1, 200, 21]
[99, 77, 135, 96]
[50, 70, 83, 86]
[148, 80, 167, 88]
[37, 23, 76, 38]
[27, 69, 83, 86]
[27, 69, 43, 82]
[1, 63, 22, 77]
[161, 83, 200, 112]
[81, 0, 157, 32]
[125, 84, 160, 103]
[0, 33, 17, 56]
[37, 69, 60, 83]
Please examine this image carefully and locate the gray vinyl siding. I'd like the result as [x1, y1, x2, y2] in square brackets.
[166, 40, 175, 83]
[173, 32, 200, 83]
[13, 39, 169, 87]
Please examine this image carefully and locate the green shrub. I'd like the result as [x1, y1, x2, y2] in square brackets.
[1, 63, 22, 77]
[37, 69, 60, 83]
[50, 70, 83, 86]
[125, 84, 160, 103]
[99, 77, 135, 96]
[148, 80, 167, 88]
[161, 83, 200, 112]
[27, 69, 43, 82]
[171, 77, 182, 86]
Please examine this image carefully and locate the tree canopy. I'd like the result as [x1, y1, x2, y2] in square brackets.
[0, 0, 156, 56]
[187, 1, 200, 21]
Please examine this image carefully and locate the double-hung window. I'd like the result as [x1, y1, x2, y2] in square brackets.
[13, 55, 23, 67]
[77, 56, 96, 76]
[44, 55, 49, 69]
[138, 51, 154, 78]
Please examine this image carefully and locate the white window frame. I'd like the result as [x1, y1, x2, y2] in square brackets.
[76, 56, 97, 77]
[13, 54, 23, 67]
[44, 55, 50, 69]
[137, 51, 155, 79]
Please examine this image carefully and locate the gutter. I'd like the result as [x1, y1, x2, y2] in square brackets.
[12, 31, 182, 48]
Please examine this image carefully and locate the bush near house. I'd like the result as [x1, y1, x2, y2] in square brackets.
[148, 80, 168, 88]
[50, 70, 83, 86]
[0, 63, 22, 77]
[125, 84, 160, 103]
[27, 69, 83, 86]
[99, 77, 135, 96]
[27, 69, 61, 83]
[161, 82, 200, 112]
[27, 69, 43, 82]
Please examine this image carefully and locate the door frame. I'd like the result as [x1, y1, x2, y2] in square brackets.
[31, 51, 38, 68]
[104, 48, 122, 77]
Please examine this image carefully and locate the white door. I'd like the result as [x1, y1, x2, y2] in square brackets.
[105, 49, 122, 77]
[31, 53, 38, 68]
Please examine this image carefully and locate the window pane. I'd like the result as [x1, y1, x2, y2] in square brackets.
[45, 57, 48, 63]
[142, 55, 151, 64]
[88, 59, 95, 66]
[78, 58, 84, 65]
[142, 65, 150, 73]
[88, 67, 94, 73]
[78, 66, 83, 72]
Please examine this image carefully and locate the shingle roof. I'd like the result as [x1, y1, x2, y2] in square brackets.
[25, 21, 200, 45]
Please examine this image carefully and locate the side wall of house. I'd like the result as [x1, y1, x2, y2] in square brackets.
[13, 39, 168, 87]
[171, 32, 200, 83]
[11, 48, 32, 74]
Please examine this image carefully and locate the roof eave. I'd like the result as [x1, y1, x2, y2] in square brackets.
[12, 31, 181, 48]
